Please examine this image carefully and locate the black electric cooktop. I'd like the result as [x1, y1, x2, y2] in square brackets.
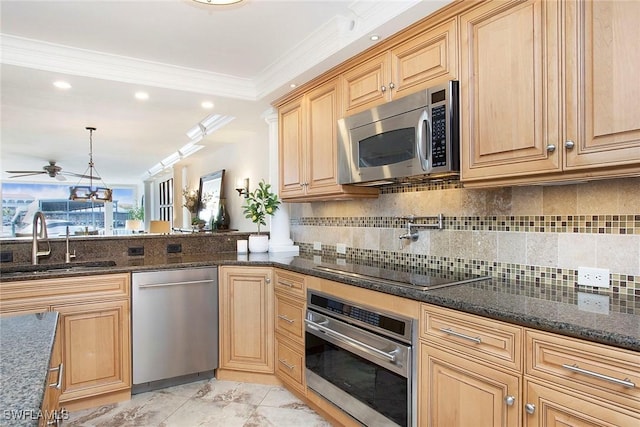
[314, 263, 490, 291]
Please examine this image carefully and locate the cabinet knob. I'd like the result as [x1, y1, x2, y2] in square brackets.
[265, 277, 271, 284]
[504, 395, 516, 406]
[381, 85, 387, 93]
[546, 144, 556, 152]
[525, 403, 536, 415]
[389, 82, 395, 89]
[565, 140, 575, 149]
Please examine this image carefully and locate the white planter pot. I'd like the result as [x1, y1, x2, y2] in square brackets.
[248, 234, 269, 253]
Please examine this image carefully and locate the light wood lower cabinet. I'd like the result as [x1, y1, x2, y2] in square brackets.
[273, 269, 307, 395]
[40, 328, 63, 427]
[0, 273, 131, 410]
[420, 343, 521, 427]
[218, 266, 274, 374]
[52, 299, 130, 405]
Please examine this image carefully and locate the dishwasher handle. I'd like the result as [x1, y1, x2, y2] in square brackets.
[137, 279, 216, 289]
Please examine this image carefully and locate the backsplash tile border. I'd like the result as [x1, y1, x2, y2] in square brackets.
[298, 242, 638, 314]
[291, 214, 640, 235]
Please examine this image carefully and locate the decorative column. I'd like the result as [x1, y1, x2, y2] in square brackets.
[264, 108, 299, 254]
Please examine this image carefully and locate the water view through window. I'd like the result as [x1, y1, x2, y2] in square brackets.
[1, 182, 137, 237]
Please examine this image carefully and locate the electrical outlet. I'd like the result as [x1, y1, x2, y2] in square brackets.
[336, 243, 347, 255]
[313, 241, 322, 251]
[577, 266, 610, 288]
[577, 292, 609, 314]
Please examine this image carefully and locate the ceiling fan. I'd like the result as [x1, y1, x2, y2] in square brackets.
[6, 160, 98, 181]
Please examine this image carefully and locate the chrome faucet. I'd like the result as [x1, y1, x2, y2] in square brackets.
[65, 226, 76, 263]
[32, 211, 51, 265]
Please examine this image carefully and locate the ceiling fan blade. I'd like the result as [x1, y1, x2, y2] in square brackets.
[62, 171, 101, 180]
[6, 170, 46, 174]
[55, 174, 68, 181]
[7, 172, 46, 178]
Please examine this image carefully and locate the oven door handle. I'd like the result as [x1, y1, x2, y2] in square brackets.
[305, 319, 397, 363]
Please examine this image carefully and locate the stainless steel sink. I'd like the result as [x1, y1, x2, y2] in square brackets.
[0, 260, 117, 275]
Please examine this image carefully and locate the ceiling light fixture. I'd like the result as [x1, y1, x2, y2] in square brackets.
[69, 127, 113, 202]
[53, 81, 71, 90]
[135, 91, 149, 100]
[192, 0, 243, 5]
[370, 34, 380, 41]
[201, 101, 214, 109]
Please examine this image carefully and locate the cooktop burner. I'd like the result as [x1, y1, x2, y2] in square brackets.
[314, 264, 490, 291]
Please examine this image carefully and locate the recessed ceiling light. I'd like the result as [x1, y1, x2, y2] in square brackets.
[192, 0, 243, 4]
[201, 101, 214, 109]
[370, 34, 380, 41]
[290, 83, 297, 88]
[135, 91, 149, 100]
[53, 81, 71, 90]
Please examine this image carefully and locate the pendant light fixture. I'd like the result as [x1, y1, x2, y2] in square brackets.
[69, 127, 113, 202]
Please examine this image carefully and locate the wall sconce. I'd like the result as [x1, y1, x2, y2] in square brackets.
[236, 178, 249, 197]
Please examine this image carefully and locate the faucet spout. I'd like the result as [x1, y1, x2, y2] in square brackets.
[32, 211, 51, 265]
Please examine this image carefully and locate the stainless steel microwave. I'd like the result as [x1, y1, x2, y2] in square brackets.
[337, 81, 459, 185]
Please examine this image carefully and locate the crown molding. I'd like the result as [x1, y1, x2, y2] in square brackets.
[0, 34, 257, 100]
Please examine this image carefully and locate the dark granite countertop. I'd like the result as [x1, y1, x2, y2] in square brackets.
[0, 312, 59, 427]
[1, 253, 638, 352]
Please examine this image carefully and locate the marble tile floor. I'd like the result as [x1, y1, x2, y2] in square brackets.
[67, 379, 333, 427]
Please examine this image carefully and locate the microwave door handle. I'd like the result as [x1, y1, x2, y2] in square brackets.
[417, 109, 430, 171]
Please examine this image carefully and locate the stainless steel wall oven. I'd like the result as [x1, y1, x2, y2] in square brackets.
[305, 290, 417, 427]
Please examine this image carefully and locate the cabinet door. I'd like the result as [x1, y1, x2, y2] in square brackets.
[564, 0, 640, 170]
[219, 266, 274, 373]
[40, 330, 63, 427]
[306, 79, 342, 196]
[391, 17, 458, 100]
[524, 379, 639, 427]
[53, 299, 130, 404]
[279, 96, 306, 199]
[460, 0, 562, 182]
[342, 52, 390, 115]
[419, 343, 521, 427]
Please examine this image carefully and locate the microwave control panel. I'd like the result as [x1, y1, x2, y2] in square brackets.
[431, 104, 447, 167]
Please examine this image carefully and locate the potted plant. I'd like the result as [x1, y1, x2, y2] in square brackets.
[126, 205, 144, 233]
[242, 180, 280, 252]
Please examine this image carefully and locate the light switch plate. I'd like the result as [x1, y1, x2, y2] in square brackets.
[313, 241, 322, 251]
[336, 243, 347, 255]
[577, 266, 610, 288]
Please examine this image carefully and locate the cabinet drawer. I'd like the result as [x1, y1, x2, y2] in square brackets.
[276, 335, 305, 393]
[275, 294, 304, 343]
[421, 304, 523, 371]
[274, 269, 306, 298]
[526, 329, 640, 412]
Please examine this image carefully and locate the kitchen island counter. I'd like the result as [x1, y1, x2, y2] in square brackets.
[0, 312, 59, 427]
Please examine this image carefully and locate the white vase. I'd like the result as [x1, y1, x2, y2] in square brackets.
[248, 234, 269, 253]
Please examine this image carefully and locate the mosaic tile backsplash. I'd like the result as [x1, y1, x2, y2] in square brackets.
[288, 177, 640, 296]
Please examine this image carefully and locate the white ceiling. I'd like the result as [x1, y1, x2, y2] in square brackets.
[0, 0, 450, 185]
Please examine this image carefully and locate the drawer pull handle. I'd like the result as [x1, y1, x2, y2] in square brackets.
[440, 328, 482, 344]
[279, 359, 295, 370]
[49, 363, 64, 389]
[278, 314, 295, 324]
[562, 364, 635, 388]
[278, 280, 294, 288]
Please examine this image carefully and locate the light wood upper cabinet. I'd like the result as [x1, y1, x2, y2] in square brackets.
[343, 17, 458, 116]
[219, 266, 274, 374]
[278, 78, 378, 202]
[461, 0, 640, 186]
[460, 0, 562, 182]
[564, 0, 640, 170]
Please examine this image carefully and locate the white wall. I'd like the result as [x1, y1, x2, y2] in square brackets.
[176, 124, 270, 233]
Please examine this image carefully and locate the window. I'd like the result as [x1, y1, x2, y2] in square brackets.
[158, 178, 173, 224]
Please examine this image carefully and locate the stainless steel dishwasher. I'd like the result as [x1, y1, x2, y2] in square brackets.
[132, 267, 218, 393]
